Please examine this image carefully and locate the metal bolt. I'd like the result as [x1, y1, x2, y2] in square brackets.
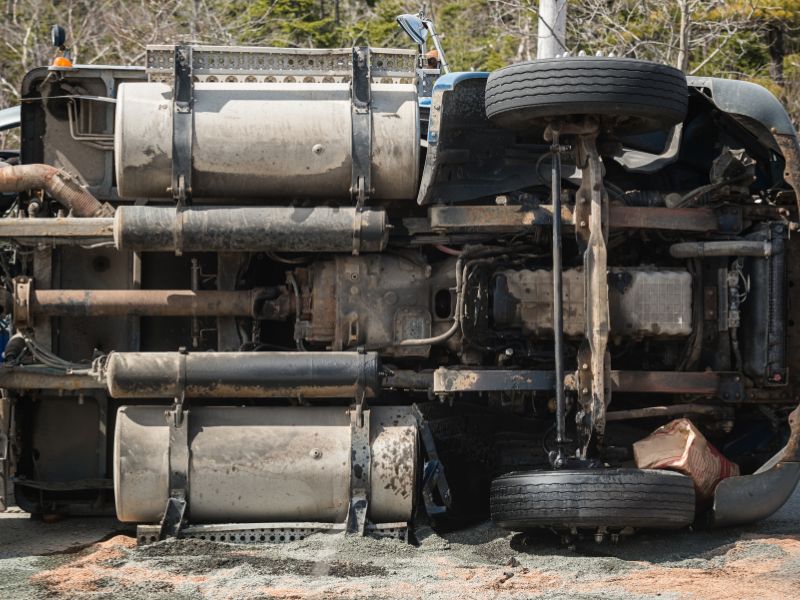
[581, 387, 589, 395]
[309, 448, 322, 459]
[581, 363, 589, 370]
[579, 220, 587, 228]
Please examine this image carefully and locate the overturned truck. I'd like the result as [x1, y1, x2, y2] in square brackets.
[1, 21, 800, 543]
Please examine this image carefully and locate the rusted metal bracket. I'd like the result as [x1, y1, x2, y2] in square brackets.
[576, 123, 611, 455]
[412, 404, 452, 518]
[170, 44, 193, 206]
[574, 344, 593, 447]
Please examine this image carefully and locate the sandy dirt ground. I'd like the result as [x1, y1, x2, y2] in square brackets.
[0, 488, 798, 600]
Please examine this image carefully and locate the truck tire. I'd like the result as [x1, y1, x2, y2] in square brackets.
[491, 468, 695, 531]
[485, 57, 688, 133]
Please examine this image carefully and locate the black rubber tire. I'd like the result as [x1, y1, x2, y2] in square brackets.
[491, 468, 695, 531]
[485, 57, 688, 133]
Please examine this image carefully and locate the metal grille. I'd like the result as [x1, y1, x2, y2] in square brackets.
[146, 45, 417, 84]
[610, 269, 693, 337]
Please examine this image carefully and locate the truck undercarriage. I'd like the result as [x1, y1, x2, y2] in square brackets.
[1, 38, 799, 543]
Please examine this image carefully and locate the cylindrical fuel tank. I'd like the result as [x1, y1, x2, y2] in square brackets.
[114, 82, 419, 200]
[114, 405, 417, 524]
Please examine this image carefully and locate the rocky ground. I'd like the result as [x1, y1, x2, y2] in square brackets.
[0, 489, 798, 600]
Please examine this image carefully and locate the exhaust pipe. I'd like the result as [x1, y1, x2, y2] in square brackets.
[3, 280, 293, 327]
[105, 351, 381, 399]
[0, 206, 389, 253]
[0, 164, 112, 217]
[115, 205, 388, 253]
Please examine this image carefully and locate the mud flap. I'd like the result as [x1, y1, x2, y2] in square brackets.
[708, 403, 800, 527]
[708, 462, 800, 527]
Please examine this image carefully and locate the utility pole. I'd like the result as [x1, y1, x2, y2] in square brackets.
[189, 0, 200, 41]
[537, 0, 567, 59]
[676, 0, 691, 72]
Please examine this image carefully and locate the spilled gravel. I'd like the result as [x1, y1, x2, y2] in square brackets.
[1, 491, 799, 600]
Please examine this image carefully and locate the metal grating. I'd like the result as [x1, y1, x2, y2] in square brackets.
[136, 521, 408, 545]
[146, 45, 417, 85]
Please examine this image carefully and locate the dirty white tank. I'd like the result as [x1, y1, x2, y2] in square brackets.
[114, 81, 419, 200]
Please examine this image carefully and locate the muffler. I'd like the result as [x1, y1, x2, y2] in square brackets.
[0, 206, 389, 253]
[115, 205, 388, 253]
[105, 351, 381, 399]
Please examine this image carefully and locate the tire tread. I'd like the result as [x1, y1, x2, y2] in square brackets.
[490, 468, 696, 531]
[485, 57, 688, 131]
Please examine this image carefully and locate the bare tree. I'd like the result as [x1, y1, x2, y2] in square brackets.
[564, 0, 760, 75]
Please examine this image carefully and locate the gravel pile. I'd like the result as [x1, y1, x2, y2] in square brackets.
[0, 492, 798, 599]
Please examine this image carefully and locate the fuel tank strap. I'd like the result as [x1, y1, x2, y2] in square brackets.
[348, 401, 371, 535]
[161, 404, 189, 539]
[350, 46, 372, 208]
[171, 44, 193, 206]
